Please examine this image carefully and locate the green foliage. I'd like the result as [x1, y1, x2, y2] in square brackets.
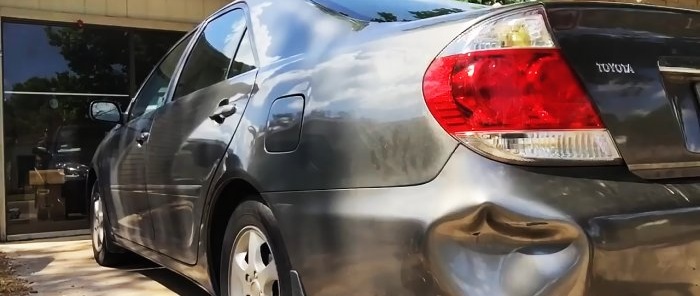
[5, 26, 129, 141]
[370, 0, 533, 22]
[455, 0, 531, 5]
[4, 26, 174, 145]
[410, 8, 465, 19]
[12, 27, 128, 94]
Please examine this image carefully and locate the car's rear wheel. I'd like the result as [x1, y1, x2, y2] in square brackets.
[220, 200, 291, 296]
[90, 181, 127, 267]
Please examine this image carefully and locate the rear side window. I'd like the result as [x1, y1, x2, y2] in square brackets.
[174, 9, 247, 99]
[312, 0, 483, 22]
[130, 33, 193, 119]
[227, 29, 256, 78]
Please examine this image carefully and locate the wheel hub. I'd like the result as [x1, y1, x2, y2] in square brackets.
[229, 226, 280, 296]
[91, 190, 105, 252]
[250, 279, 262, 295]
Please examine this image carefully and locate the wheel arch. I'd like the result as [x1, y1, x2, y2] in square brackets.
[86, 167, 98, 199]
[86, 168, 97, 224]
[86, 164, 127, 254]
[204, 172, 270, 293]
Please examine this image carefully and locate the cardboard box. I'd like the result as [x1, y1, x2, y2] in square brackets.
[28, 169, 66, 185]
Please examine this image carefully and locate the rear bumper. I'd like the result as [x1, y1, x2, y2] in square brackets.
[266, 146, 700, 296]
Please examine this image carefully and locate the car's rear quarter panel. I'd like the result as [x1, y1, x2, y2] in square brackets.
[229, 1, 497, 192]
[267, 144, 700, 296]
[250, 2, 700, 296]
[93, 1, 700, 295]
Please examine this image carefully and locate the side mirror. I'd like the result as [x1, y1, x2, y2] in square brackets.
[89, 101, 122, 124]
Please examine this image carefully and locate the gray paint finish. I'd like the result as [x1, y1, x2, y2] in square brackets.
[267, 146, 700, 295]
[89, 0, 700, 295]
[265, 95, 305, 153]
[146, 69, 256, 264]
[93, 0, 482, 290]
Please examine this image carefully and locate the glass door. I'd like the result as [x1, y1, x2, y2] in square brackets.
[2, 19, 184, 235]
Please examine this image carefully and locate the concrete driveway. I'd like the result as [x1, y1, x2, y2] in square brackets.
[0, 236, 209, 296]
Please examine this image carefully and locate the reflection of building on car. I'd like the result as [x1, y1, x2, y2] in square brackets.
[18, 124, 114, 221]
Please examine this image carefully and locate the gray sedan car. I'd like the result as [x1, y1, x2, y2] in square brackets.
[87, 0, 700, 295]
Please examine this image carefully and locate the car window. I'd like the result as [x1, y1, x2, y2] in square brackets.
[227, 29, 257, 78]
[173, 9, 247, 99]
[312, 0, 483, 22]
[129, 33, 193, 120]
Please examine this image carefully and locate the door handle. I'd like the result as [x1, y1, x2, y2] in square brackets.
[136, 132, 150, 145]
[210, 98, 237, 124]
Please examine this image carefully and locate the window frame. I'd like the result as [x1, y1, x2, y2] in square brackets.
[169, 3, 260, 101]
[125, 28, 200, 122]
[127, 2, 260, 120]
[231, 5, 260, 78]
[129, 29, 188, 95]
[172, 8, 246, 100]
[226, 28, 258, 79]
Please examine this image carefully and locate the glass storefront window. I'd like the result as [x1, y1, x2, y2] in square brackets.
[133, 29, 188, 93]
[3, 94, 130, 234]
[2, 19, 184, 235]
[3, 22, 129, 94]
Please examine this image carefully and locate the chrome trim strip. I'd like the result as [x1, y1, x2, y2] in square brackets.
[147, 184, 201, 190]
[111, 184, 201, 190]
[658, 66, 700, 75]
[3, 91, 129, 97]
[628, 161, 700, 170]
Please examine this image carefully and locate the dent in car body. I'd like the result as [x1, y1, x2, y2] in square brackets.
[95, 0, 490, 293]
[90, 0, 700, 295]
[266, 145, 700, 295]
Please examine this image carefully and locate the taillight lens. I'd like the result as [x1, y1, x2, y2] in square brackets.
[423, 6, 621, 164]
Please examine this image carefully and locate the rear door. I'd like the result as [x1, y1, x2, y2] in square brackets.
[105, 107, 156, 245]
[545, 3, 700, 179]
[106, 33, 194, 246]
[145, 6, 257, 264]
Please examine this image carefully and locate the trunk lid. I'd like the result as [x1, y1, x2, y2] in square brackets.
[544, 2, 700, 179]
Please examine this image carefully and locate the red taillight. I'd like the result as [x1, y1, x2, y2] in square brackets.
[422, 6, 620, 163]
[423, 48, 603, 133]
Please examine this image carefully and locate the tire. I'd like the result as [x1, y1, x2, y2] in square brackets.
[220, 200, 292, 296]
[90, 181, 128, 267]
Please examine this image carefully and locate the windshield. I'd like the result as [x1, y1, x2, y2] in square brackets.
[312, 0, 485, 22]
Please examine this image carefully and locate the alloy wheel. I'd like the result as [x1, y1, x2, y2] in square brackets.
[229, 226, 280, 296]
[91, 189, 105, 252]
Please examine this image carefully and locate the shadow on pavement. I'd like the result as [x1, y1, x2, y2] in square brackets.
[117, 255, 209, 296]
[1, 237, 210, 295]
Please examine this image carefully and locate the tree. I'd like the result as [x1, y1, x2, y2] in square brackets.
[371, 0, 532, 22]
[12, 26, 129, 95]
[6, 25, 180, 143]
[457, 0, 531, 5]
